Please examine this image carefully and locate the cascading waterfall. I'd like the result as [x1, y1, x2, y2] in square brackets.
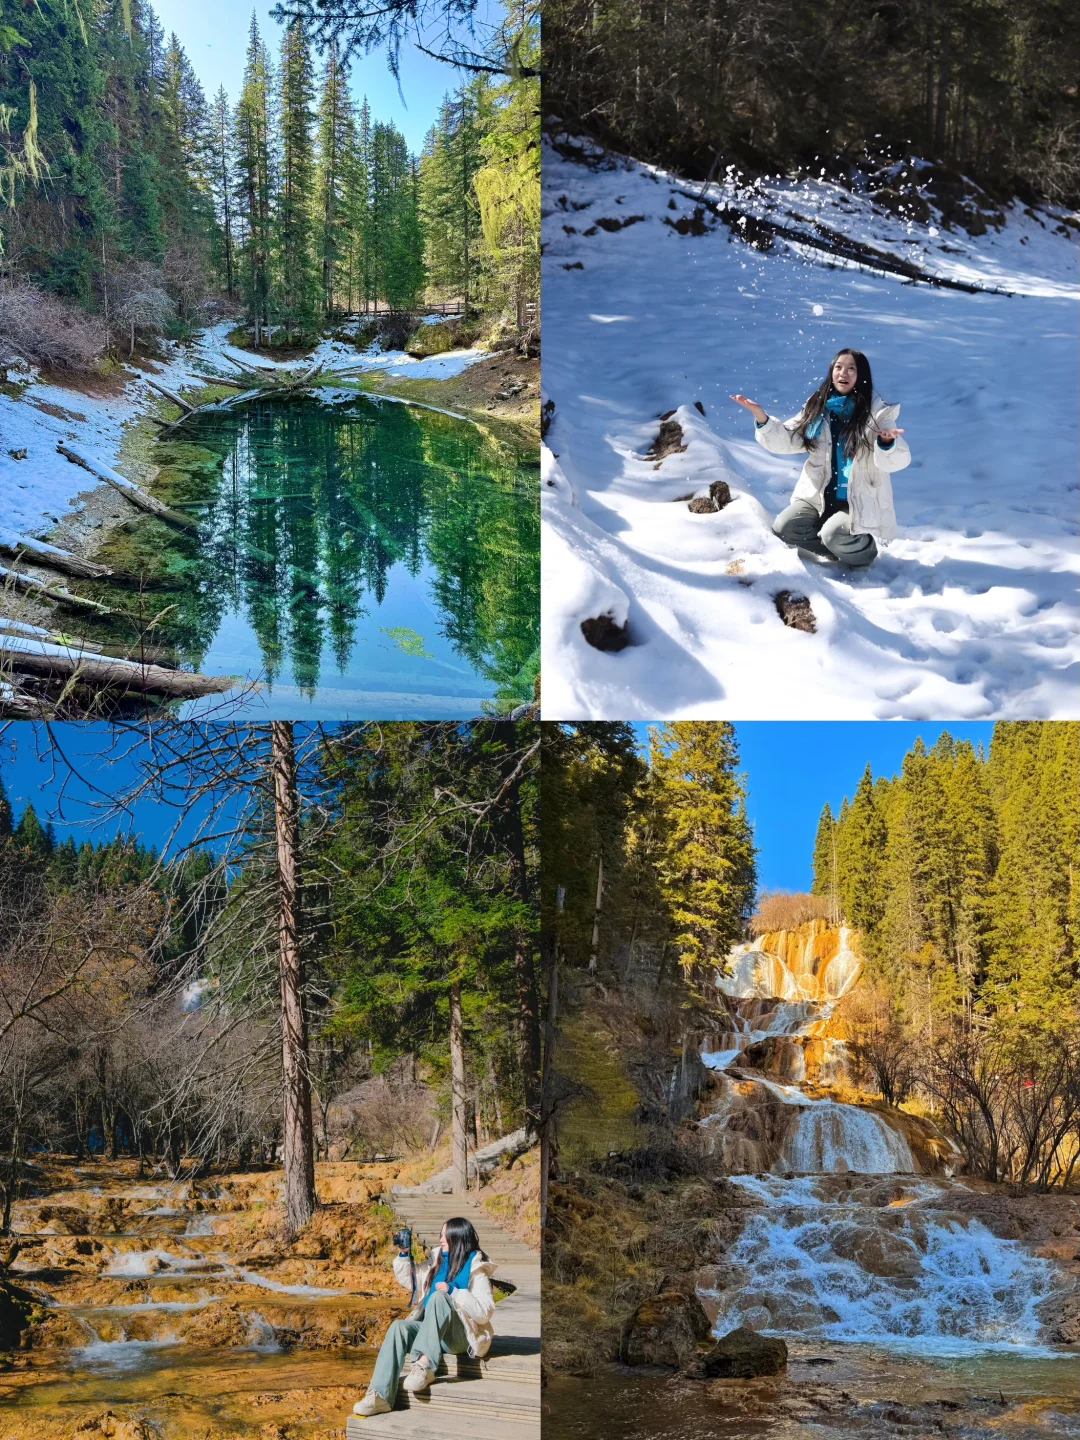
[709, 1177, 1064, 1357]
[780, 1102, 915, 1174]
[695, 925, 1066, 1358]
[700, 922, 919, 1176]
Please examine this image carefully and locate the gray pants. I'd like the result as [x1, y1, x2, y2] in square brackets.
[369, 1291, 469, 1406]
[774, 499, 878, 568]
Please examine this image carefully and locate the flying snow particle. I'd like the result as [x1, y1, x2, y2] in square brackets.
[812, 304, 824, 316]
[928, 226, 939, 237]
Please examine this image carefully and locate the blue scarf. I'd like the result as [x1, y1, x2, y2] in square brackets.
[807, 392, 855, 501]
[425, 1249, 475, 1308]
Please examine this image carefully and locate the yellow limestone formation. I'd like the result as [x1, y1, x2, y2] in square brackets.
[697, 922, 961, 1176]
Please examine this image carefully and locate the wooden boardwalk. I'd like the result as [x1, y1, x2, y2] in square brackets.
[346, 1189, 540, 1440]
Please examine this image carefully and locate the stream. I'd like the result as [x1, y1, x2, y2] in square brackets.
[0, 1158, 401, 1437]
[86, 390, 539, 718]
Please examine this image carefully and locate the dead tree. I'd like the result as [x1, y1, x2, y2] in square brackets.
[272, 721, 317, 1234]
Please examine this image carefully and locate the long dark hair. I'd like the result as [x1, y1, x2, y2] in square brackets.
[795, 348, 876, 458]
[423, 1216, 485, 1298]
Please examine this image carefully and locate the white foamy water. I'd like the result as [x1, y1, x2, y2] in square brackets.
[104, 1250, 174, 1277]
[715, 1183, 1065, 1357]
[780, 1102, 915, 1174]
[235, 1268, 344, 1298]
[75, 1336, 180, 1370]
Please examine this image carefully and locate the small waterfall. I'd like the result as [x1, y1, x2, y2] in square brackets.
[780, 1103, 915, 1175]
[711, 1178, 1064, 1356]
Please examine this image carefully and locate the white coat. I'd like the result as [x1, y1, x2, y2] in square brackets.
[755, 394, 911, 542]
[393, 1245, 497, 1358]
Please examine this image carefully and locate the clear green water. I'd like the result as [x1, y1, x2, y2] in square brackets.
[544, 1343, 1080, 1439]
[93, 392, 538, 718]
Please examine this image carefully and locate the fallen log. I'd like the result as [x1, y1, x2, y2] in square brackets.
[57, 443, 201, 534]
[0, 639, 236, 699]
[0, 564, 115, 614]
[143, 376, 196, 413]
[0, 538, 112, 580]
[0, 620, 177, 668]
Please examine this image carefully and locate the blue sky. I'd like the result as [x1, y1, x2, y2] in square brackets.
[0, 724, 245, 856]
[3, 721, 998, 889]
[634, 722, 996, 894]
[150, 0, 501, 152]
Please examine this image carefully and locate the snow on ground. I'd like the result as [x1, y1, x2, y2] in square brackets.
[0, 320, 487, 547]
[542, 139, 1080, 719]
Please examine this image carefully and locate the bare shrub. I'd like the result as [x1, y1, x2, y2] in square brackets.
[108, 263, 175, 356]
[0, 281, 105, 372]
[330, 1071, 435, 1159]
[1026, 121, 1080, 207]
[750, 891, 833, 935]
[163, 241, 209, 322]
[840, 980, 917, 1106]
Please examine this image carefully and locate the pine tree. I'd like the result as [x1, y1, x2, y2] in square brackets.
[13, 803, 53, 862]
[419, 84, 485, 308]
[811, 802, 839, 922]
[473, 19, 540, 334]
[647, 722, 757, 992]
[836, 764, 888, 939]
[235, 15, 274, 341]
[275, 17, 317, 337]
[208, 86, 237, 297]
[313, 42, 353, 319]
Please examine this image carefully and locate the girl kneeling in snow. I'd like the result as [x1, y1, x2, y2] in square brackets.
[732, 348, 909, 569]
[353, 1216, 496, 1417]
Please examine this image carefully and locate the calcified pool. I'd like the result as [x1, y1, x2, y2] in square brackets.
[88, 391, 539, 718]
[0, 1157, 402, 1438]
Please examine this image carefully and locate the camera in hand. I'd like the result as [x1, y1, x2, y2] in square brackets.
[393, 1227, 412, 1252]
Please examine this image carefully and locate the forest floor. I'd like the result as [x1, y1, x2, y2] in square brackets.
[349, 351, 540, 434]
[541, 131, 1079, 719]
[0, 1145, 537, 1439]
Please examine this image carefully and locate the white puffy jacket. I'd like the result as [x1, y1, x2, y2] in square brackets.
[393, 1246, 497, 1358]
[755, 394, 911, 542]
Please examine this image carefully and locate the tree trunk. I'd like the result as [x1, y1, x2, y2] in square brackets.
[273, 721, 317, 1236]
[934, 28, 950, 157]
[449, 978, 469, 1193]
[539, 935, 559, 1232]
[588, 853, 604, 972]
[503, 749, 542, 1135]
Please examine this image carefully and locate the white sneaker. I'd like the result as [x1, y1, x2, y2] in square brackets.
[353, 1390, 391, 1416]
[403, 1359, 434, 1394]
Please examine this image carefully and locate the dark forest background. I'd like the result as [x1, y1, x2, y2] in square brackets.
[544, 0, 1080, 205]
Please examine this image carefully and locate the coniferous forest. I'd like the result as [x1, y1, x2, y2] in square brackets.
[0, 0, 539, 364]
[545, 0, 1080, 201]
[812, 722, 1079, 1188]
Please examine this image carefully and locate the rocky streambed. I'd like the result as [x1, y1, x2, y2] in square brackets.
[0, 1157, 407, 1438]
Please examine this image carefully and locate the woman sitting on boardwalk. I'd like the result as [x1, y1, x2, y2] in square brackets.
[354, 1216, 497, 1417]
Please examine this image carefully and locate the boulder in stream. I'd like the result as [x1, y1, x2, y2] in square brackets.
[620, 1290, 712, 1368]
[683, 1325, 788, 1379]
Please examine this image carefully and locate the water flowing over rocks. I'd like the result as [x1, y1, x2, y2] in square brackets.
[0, 1156, 410, 1436]
[696, 921, 962, 1177]
[686, 923, 1079, 1363]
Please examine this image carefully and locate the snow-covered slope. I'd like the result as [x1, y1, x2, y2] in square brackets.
[542, 138, 1080, 719]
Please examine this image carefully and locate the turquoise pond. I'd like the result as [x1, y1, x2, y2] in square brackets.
[90, 390, 539, 719]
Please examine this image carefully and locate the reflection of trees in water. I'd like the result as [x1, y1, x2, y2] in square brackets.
[135, 395, 537, 697]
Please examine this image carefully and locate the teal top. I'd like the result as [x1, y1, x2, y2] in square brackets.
[424, 1249, 476, 1308]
